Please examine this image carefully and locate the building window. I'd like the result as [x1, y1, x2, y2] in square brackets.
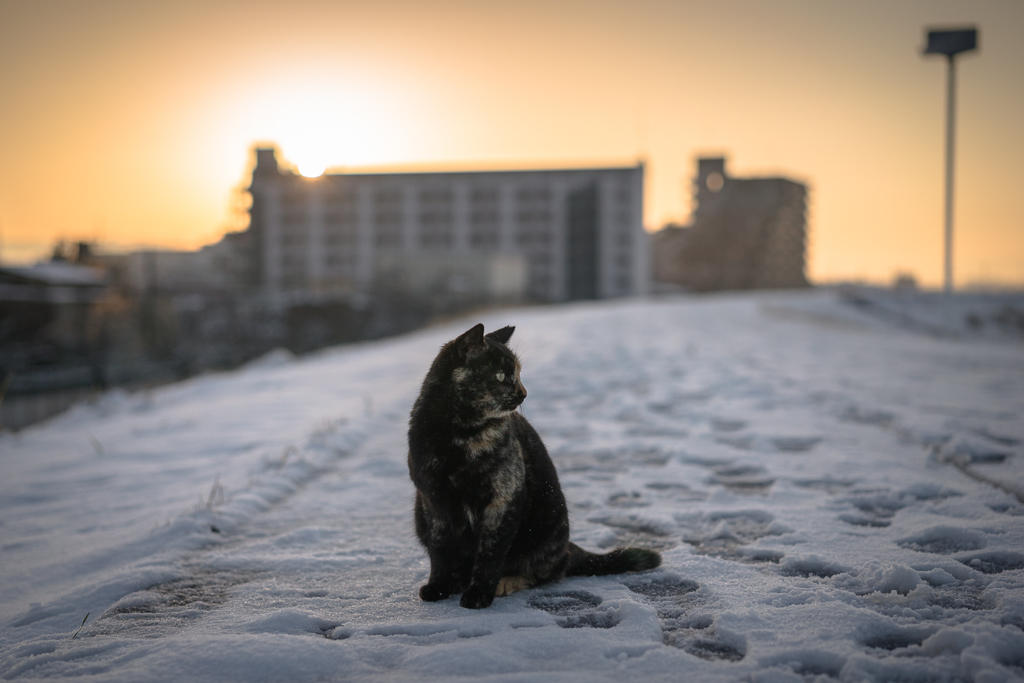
[469, 187, 500, 249]
[281, 227, 308, 247]
[325, 195, 358, 248]
[516, 187, 551, 248]
[418, 187, 453, 248]
[325, 248, 355, 273]
[281, 243, 308, 287]
[373, 188, 403, 248]
[282, 210, 307, 227]
[326, 187, 357, 206]
[282, 190, 306, 207]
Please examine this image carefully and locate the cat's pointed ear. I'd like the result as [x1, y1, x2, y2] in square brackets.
[484, 326, 515, 345]
[455, 323, 485, 358]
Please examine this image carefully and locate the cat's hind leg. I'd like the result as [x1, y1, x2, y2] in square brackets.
[494, 575, 531, 597]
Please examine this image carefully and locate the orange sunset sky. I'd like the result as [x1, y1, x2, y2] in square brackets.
[1, 0, 1022, 288]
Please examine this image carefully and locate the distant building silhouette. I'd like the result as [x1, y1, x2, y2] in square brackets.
[653, 157, 809, 291]
[246, 147, 648, 303]
[0, 260, 107, 352]
[116, 235, 250, 295]
[0, 261, 110, 430]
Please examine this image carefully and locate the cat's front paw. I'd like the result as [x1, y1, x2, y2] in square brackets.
[459, 584, 495, 609]
[419, 582, 451, 602]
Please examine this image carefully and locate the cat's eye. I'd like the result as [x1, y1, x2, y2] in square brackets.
[496, 372, 505, 382]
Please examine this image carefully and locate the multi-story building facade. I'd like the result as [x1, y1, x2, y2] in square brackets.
[653, 157, 809, 291]
[246, 147, 648, 303]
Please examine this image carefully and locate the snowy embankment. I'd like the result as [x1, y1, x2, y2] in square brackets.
[1, 290, 1023, 682]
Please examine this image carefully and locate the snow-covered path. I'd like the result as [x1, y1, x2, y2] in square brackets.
[2, 291, 1023, 681]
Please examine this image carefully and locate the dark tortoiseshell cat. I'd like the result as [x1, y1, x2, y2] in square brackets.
[408, 323, 661, 609]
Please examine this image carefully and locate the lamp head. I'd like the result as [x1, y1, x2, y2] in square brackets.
[924, 28, 978, 57]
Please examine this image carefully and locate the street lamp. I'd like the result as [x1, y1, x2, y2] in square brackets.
[923, 27, 978, 294]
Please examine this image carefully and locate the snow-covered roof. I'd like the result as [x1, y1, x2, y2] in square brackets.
[0, 261, 107, 286]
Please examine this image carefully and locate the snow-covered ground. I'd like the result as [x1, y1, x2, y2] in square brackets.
[2, 290, 1023, 682]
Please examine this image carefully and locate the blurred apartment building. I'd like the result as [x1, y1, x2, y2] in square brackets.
[653, 157, 809, 291]
[246, 147, 648, 304]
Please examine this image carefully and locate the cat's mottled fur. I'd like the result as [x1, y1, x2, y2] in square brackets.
[408, 323, 661, 609]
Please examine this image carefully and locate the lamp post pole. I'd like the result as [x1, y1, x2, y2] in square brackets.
[942, 53, 956, 295]
[924, 27, 977, 295]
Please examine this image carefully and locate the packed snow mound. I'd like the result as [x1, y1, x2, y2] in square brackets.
[836, 285, 1024, 341]
[1, 289, 1023, 682]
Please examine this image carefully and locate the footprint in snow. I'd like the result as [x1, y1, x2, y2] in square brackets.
[706, 464, 775, 494]
[591, 513, 676, 550]
[527, 590, 615, 629]
[791, 476, 857, 494]
[863, 626, 934, 651]
[711, 418, 746, 433]
[840, 485, 963, 527]
[776, 557, 846, 579]
[957, 551, 1024, 575]
[623, 574, 743, 661]
[896, 526, 987, 555]
[680, 510, 786, 564]
[770, 436, 823, 453]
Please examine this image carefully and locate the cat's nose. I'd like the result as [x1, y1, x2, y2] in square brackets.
[517, 381, 527, 399]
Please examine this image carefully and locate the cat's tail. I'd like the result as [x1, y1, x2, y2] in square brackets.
[565, 542, 661, 577]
